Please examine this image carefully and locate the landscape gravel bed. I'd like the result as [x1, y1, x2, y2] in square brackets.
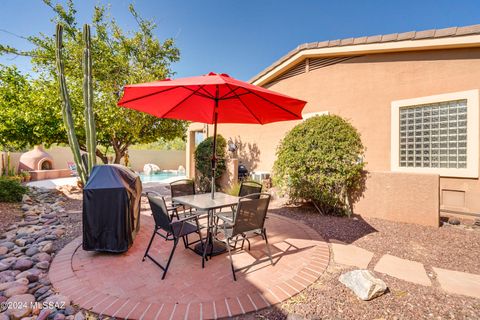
[269, 200, 480, 274]
[242, 264, 480, 319]
[0, 187, 86, 320]
[241, 199, 480, 319]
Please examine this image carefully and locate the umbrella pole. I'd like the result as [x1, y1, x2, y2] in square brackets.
[211, 97, 219, 199]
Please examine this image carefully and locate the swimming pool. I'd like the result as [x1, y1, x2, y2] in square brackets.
[139, 171, 184, 183]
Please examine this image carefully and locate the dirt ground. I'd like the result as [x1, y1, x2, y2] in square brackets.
[0, 202, 23, 234]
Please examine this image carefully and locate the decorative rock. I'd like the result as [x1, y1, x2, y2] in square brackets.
[36, 290, 53, 301]
[4, 285, 29, 298]
[44, 294, 70, 308]
[15, 239, 27, 247]
[64, 306, 75, 316]
[0, 262, 11, 272]
[54, 229, 65, 237]
[6, 293, 35, 319]
[32, 253, 51, 263]
[0, 278, 28, 291]
[34, 286, 50, 298]
[73, 312, 85, 320]
[0, 247, 8, 255]
[339, 270, 387, 301]
[0, 242, 15, 250]
[449, 218, 461, 225]
[15, 269, 41, 280]
[26, 274, 39, 283]
[41, 243, 53, 254]
[22, 195, 32, 204]
[13, 259, 33, 271]
[54, 313, 66, 320]
[25, 247, 39, 257]
[36, 261, 49, 270]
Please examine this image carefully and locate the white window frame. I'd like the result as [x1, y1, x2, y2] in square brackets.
[391, 90, 479, 178]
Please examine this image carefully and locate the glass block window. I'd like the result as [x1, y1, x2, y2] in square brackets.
[399, 99, 467, 169]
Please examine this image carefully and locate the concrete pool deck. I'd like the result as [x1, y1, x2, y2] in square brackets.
[26, 175, 187, 191]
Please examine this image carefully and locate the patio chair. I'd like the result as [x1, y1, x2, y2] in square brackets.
[239, 180, 263, 197]
[216, 193, 273, 281]
[67, 161, 78, 177]
[143, 194, 204, 280]
[215, 180, 263, 225]
[170, 179, 196, 217]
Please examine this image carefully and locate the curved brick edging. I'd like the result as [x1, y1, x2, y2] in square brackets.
[50, 214, 330, 319]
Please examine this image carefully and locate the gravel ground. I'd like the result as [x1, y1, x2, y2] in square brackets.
[241, 264, 480, 320]
[238, 199, 480, 319]
[54, 188, 82, 252]
[269, 199, 480, 274]
[0, 202, 23, 234]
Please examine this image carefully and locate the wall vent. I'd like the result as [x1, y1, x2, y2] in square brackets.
[263, 56, 360, 87]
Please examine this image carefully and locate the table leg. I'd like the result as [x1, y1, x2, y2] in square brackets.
[195, 208, 226, 263]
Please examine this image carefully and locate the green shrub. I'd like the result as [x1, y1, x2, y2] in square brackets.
[0, 177, 28, 202]
[194, 135, 227, 192]
[273, 115, 366, 216]
[225, 181, 241, 196]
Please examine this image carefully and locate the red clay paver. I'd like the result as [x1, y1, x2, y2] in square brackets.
[50, 213, 329, 319]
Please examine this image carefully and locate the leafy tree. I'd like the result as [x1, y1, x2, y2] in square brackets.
[129, 137, 186, 151]
[194, 135, 227, 192]
[273, 115, 366, 216]
[0, 65, 64, 150]
[0, 1, 186, 163]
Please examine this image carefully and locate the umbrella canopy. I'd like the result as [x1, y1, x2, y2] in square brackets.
[118, 72, 307, 197]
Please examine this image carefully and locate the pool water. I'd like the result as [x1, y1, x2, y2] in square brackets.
[139, 171, 182, 183]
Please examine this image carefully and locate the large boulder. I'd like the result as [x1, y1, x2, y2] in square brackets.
[143, 163, 160, 175]
[339, 269, 387, 301]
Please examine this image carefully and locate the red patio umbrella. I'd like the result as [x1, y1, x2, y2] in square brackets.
[117, 72, 307, 198]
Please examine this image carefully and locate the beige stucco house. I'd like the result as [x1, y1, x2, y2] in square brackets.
[187, 24, 480, 226]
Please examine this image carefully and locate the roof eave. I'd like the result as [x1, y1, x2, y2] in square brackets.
[250, 34, 480, 86]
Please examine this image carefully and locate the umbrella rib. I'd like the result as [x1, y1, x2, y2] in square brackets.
[159, 85, 209, 118]
[242, 88, 302, 119]
[224, 83, 263, 124]
[118, 86, 180, 105]
[219, 85, 242, 99]
[221, 92, 250, 100]
[182, 86, 215, 99]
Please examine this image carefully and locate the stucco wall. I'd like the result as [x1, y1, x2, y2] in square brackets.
[354, 171, 440, 227]
[1, 147, 185, 175]
[194, 47, 480, 218]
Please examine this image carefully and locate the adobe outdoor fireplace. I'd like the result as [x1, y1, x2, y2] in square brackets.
[19, 145, 71, 181]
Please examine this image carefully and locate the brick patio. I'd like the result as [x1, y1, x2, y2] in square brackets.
[49, 213, 329, 319]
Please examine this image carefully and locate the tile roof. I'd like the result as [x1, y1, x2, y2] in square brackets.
[250, 24, 480, 83]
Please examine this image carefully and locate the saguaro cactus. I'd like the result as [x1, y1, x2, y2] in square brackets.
[83, 24, 97, 174]
[55, 24, 91, 185]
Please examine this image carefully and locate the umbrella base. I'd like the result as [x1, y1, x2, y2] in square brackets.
[194, 240, 226, 256]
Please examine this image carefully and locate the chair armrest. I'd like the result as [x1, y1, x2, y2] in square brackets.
[217, 215, 234, 228]
[172, 212, 202, 224]
[144, 191, 162, 197]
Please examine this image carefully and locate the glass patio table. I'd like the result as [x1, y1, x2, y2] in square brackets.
[171, 192, 240, 266]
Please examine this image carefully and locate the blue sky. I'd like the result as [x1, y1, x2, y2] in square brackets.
[1, 0, 480, 81]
